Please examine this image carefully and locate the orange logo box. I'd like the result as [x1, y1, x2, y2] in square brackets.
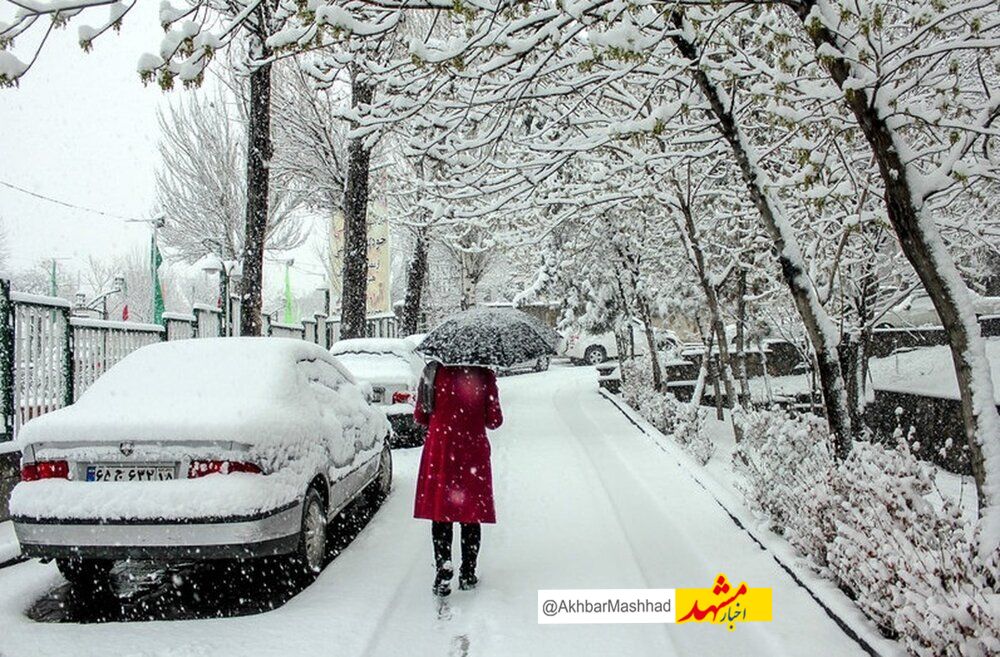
[676, 574, 773, 631]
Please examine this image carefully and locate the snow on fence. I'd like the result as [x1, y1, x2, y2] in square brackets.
[0, 280, 398, 441]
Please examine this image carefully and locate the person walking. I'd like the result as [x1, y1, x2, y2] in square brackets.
[413, 361, 503, 597]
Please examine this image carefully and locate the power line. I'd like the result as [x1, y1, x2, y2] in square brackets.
[0, 179, 143, 222]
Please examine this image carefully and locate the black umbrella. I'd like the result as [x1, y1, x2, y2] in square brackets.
[416, 307, 558, 367]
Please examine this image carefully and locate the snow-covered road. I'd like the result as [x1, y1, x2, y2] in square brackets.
[0, 365, 868, 657]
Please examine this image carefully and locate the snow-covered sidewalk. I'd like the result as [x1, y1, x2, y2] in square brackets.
[0, 365, 875, 656]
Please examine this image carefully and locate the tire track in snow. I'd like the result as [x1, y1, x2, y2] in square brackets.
[548, 381, 682, 657]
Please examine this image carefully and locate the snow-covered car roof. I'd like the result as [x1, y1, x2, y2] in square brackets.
[17, 338, 377, 447]
[330, 338, 425, 386]
[331, 338, 419, 358]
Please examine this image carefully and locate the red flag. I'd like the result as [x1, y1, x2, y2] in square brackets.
[122, 304, 129, 321]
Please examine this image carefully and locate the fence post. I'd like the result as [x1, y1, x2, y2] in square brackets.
[314, 313, 328, 348]
[62, 307, 75, 406]
[0, 280, 13, 441]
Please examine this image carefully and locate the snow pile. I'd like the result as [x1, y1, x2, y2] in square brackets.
[731, 408, 999, 656]
[620, 358, 713, 465]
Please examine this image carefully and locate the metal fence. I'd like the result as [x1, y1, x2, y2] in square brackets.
[0, 280, 399, 441]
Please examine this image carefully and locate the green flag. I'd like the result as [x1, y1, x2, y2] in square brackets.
[283, 263, 295, 324]
[150, 235, 165, 325]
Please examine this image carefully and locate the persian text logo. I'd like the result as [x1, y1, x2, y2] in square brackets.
[537, 574, 771, 628]
[676, 574, 772, 631]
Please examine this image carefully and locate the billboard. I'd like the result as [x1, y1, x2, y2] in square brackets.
[329, 203, 391, 315]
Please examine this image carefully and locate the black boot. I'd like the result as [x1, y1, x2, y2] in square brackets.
[434, 561, 454, 597]
[431, 522, 454, 597]
[459, 523, 480, 590]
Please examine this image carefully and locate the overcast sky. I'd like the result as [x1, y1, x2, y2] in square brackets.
[0, 2, 325, 300]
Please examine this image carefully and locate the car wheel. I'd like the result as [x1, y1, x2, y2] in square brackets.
[584, 346, 607, 366]
[535, 355, 551, 372]
[56, 558, 113, 589]
[288, 487, 327, 582]
[372, 444, 393, 503]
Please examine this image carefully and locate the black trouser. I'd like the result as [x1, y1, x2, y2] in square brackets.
[431, 521, 481, 574]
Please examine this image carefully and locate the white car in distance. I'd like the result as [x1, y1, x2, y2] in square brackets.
[563, 321, 680, 365]
[330, 338, 427, 447]
[11, 338, 392, 587]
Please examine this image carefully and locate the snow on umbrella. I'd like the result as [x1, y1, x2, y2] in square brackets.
[416, 307, 558, 367]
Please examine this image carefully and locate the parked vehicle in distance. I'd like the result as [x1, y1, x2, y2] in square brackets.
[564, 321, 680, 365]
[331, 338, 427, 447]
[11, 338, 392, 587]
[877, 291, 1000, 329]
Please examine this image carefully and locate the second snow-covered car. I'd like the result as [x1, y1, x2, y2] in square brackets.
[11, 338, 392, 587]
[330, 338, 427, 447]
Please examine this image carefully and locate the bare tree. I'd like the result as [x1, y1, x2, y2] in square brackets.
[155, 88, 305, 262]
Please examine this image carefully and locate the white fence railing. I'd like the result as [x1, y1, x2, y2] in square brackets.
[0, 282, 399, 441]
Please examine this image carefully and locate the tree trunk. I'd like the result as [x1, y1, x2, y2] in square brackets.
[711, 351, 724, 420]
[793, 0, 998, 531]
[638, 300, 663, 391]
[339, 73, 375, 340]
[239, 58, 272, 337]
[692, 327, 714, 409]
[401, 228, 429, 336]
[674, 197, 743, 439]
[735, 267, 752, 406]
[669, 12, 851, 459]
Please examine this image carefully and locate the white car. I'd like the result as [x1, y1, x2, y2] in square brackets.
[878, 291, 1000, 329]
[330, 338, 427, 447]
[564, 322, 680, 365]
[11, 338, 391, 586]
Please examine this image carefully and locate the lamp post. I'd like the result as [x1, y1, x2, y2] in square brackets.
[201, 253, 234, 337]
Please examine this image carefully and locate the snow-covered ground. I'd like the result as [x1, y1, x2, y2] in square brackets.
[0, 365, 877, 656]
[869, 338, 1000, 402]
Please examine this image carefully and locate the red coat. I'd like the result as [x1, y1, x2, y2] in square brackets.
[413, 365, 503, 524]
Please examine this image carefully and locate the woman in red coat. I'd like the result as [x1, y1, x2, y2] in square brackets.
[413, 362, 503, 596]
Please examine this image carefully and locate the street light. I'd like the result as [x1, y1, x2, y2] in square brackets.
[201, 246, 239, 337]
[73, 277, 125, 320]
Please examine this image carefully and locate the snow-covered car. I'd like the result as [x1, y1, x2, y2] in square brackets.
[564, 322, 679, 365]
[11, 338, 392, 587]
[330, 338, 427, 447]
[878, 291, 1000, 329]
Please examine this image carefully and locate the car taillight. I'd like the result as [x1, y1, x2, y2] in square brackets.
[392, 391, 413, 404]
[21, 460, 69, 481]
[188, 460, 262, 479]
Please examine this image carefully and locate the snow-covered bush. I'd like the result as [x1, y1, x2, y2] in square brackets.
[829, 434, 999, 656]
[733, 408, 837, 567]
[620, 358, 714, 465]
[734, 409, 999, 656]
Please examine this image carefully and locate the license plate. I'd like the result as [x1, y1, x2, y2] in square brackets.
[86, 464, 177, 482]
[371, 387, 385, 403]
